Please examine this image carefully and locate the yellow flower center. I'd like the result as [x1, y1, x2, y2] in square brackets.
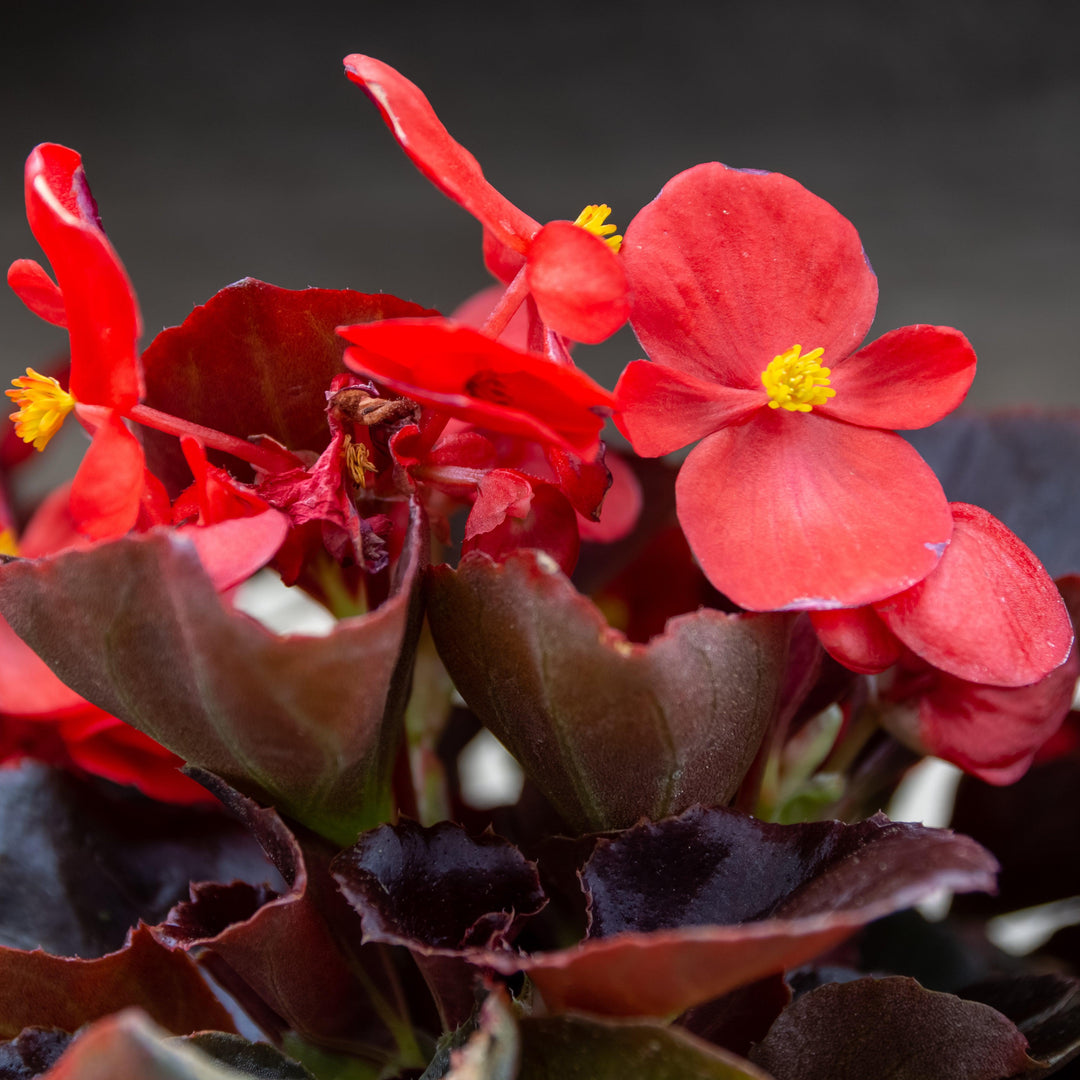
[343, 435, 378, 487]
[0, 528, 18, 557]
[6, 368, 76, 451]
[761, 345, 835, 412]
[573, 204, 622, 252]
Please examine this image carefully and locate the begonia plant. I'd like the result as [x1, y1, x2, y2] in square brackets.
[0, 52, 1078, 1080]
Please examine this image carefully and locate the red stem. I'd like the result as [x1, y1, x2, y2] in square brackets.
[479, 264, 530, 340]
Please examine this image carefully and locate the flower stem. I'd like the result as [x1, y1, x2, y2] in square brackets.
[480, 264, 530, 340]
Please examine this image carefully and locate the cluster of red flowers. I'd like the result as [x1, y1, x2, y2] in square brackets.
[0, 54, 1074, 808]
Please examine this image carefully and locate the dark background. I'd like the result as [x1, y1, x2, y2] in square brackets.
[3, 0, 1078, 410]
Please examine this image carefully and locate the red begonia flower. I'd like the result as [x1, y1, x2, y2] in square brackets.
[615, 163, 976, 612]
[812, 503, 1074, 688]
[343, 55, 628, 344]
[9, 143, 142, 411]
[338, 318, 614, 457]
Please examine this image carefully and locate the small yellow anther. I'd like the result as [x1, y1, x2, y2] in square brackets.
[343, 435, 378, 487]
[573, 204, 622, 252]
[0, 529, 18, 557]
[761, 345, 835, 412]
[6, 368, 76, 451]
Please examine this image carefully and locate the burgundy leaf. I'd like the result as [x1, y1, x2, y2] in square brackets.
[427, 551, 793, 832]
[156, 776, 427, 1058]
[479, 807, 996, 1017]
[749, 977, 1035, 1080]
[0, 925, 234, 1039]
[178, 1033, 314, 1079]
[140, 279, 436, 490]
[906, 410, 1080, 579]
[0, 763, 278, 960]
[0, 502, 426, 846]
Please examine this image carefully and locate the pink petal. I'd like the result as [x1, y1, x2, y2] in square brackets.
[820, 325, 977, 430]
[0, 614, 86, 716]
[675, 412, 952, 611]
[624, 162, 878, 387]
[809, 607, 902, 674]
[525, 221, 629, 344]
[875, 503, 1075, 687]
[69, 408, 145, 541]
[614, 359, 764, 457]
[24, 144, 142, 408]
[174, 509, 290, 592]
[7, 258, 66, 326]
[343, 56, 538, 254]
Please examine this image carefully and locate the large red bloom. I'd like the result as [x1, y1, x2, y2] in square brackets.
[614, 163, 977, 612]
[342, 55, 628, 345]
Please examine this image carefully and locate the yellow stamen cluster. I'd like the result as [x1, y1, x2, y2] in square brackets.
[6, 368, 76, 451]
[573, 204, 622, 252]
[761, 345, 835, 412]
[343, 435, 378, 487]
[0, 529, 18, 557]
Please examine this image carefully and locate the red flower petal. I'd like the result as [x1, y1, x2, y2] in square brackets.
[904, 650, 1079, 785]
[339, 318, 613, 455]
[69, 408, 145, 541]
[675, 412, 952, 611]
[623, 162, 878, 387]
[875, 502, 1075, 687]
[174, 510, 290, 593]
[809, 607, 902, 674]
[614, 359, 763, 457]
[23, 144, 142, 408]
[343, 55, 538, 254]
[7, 258, 66, 326]
[820, 325, 977, 430]
[525, 221, 629, 344]
[0, 615, 85, 717]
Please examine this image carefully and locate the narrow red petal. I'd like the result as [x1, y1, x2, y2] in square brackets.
[820, 325, 977, 430]
[339, 318, 613, 455]
[69, 409, 145, 541]
[614, 359, 763, 457]
[24, 144, 142, 408]
[809, 607, 902, 674]
[7, 258, 67, 326]
[624, 162, 878, 386]
[524, 221, 629, 344]
[675, 412, 952, 611]
[875, 503, 1075, 687]
[343, 55, 538, 253]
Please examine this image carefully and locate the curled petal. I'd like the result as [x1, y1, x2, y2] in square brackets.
[23, 144, 142, 408]
[675, 412, 952, 611]
[339, 318, 613, 455]
[525, 221, 629, 344]
[7, 258, 66, 326]
[615, 359, 763, 457]
[343, 55, 538, 253]
[809, 607, 902, 674]
[875, 503, 1075, 687]
[624, 162, 878, 387]
[820, 325, 977, 430]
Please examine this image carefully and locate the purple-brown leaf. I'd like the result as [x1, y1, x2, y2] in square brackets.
[427, 551, 793, 832]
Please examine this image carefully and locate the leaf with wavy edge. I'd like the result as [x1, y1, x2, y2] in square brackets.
[0, 502, 426, 846]
[427, 551, 793, 832]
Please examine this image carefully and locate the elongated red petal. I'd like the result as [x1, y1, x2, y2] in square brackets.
[339, 318, 613, 455]
[875, 503, 1074, 687]
[343, 55, 538, 253]
[69, 408, 145, 541]
[624, 162, 878, 387]
[614, 359, 764, 456]
[676, 412, 952, 611]
[820, 325, 976, 430]
[525, 221, 629, 344]
[23, 144, 142, 408]
[7, 258, 67, 326]
[809, 607, 902, 674]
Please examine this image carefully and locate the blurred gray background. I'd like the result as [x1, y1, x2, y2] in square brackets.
[2, 0, 1078, 409]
